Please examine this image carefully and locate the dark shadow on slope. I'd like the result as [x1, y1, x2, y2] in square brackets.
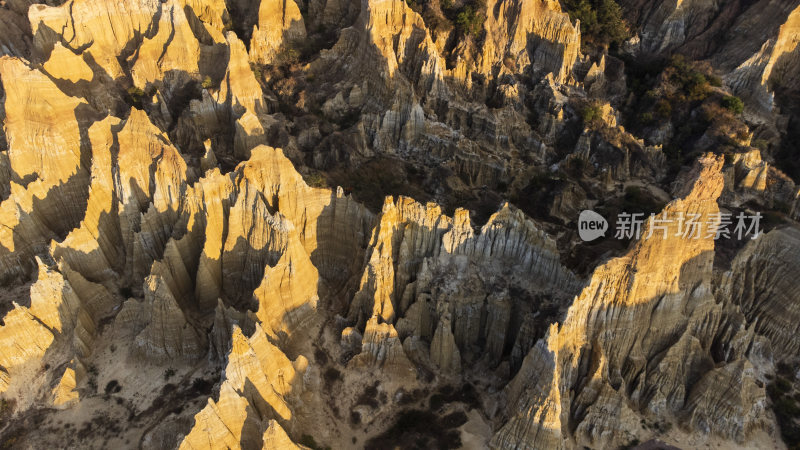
[0, 101, 102, 287]
[223, 0, 260, 50]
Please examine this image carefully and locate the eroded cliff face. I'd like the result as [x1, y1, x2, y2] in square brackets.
[494, 155, 774, 449]
[619, 0, 800, 115]
[0, 0, 797, 448]
[720, 226, 800, 356]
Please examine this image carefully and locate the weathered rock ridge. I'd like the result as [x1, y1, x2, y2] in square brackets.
[0, 0, 798, 448]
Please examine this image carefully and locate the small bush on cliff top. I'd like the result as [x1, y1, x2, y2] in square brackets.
[580, 101, 604, 128]
[721, 95, 745, 114]
[563, 0, 629, 49]
[126, 86, 145, 109]
[665, 55, 713, 102]
[406, 0, 486, 38]
[455, 5, 484, 37]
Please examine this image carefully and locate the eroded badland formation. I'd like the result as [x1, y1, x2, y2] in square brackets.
[0, 0, 799, 447]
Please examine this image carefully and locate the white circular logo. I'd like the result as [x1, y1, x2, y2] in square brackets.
[578, 210, 608, 242]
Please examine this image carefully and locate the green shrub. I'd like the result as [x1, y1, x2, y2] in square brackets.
[304, 171, 327, 188]
[250, 63, 263, 81]
[666, 55, 711, 101]
[752, 138, 769, 151]
[275, 47, 300, 67]
[593, 0, 628, 44]
[201, 76, 213, 89]
[580, 102, 603, 126]
[563, 0, 629, 48]
[686, 75, 709, 101]
[127, 86, 144, 98]
[721, 95, 744, 114]
[655, 98, 672, 118]
[126, 86, 146, 108]
[409, 0, 486, 37]
[455, 6, 484, 37]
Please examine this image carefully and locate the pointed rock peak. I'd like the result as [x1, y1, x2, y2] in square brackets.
[453, 208, 472, 228]
[673, 153, 725, 201]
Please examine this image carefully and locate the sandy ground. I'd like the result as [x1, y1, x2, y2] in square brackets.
[459, 409, 492, 449]
[653, 427, 785, 450]
[0, 321, 218, 449]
